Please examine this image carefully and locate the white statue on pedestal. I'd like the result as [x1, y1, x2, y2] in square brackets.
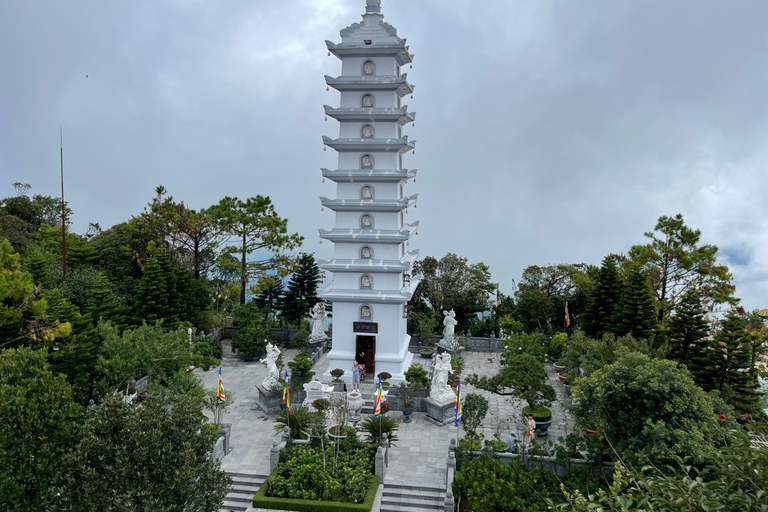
[442, 310, 457, 342]
[430, 353, 455, 404]
[261, 341, 281, 389]
[309, 302, 329, 342]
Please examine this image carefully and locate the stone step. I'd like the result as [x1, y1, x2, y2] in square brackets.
[380, 483, 446, 512]
[220, 472, 267, 512]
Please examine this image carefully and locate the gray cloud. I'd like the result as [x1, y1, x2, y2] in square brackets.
[2, 0, 767, 309]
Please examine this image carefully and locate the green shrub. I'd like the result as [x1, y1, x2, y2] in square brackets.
[404, 363, 429, 388]
[262, 442, 376, 505]
[522, 405, 552, 423]
[231, 326, 269, 360]
[360, 415, 399, 446]
[287, 354, 315, 389]
[290, 330, 310, 352]
[253, 476, 379, 511]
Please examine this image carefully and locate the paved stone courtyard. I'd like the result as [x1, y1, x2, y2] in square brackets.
[195, 342, 573, 489]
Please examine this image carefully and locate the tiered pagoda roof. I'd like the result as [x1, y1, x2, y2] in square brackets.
[321, 167, 417, 183]
[319, 195, 417, 212]
[323, 105, 415, 125]
[321, 135, 415, 153]
[324, 74, 414, 96]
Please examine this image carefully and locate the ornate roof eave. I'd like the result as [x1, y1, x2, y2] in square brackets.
[324, 75, 415, 96]
[325, 40, 414, 65]
[323, 105, 416, 125]
[317, 258, 410, 273]
[318, 251, 419, 274]
[317, 287, 412, 304]
[318, 221, 419, 243]
[319, 194, 417, 212]
[322, 136, 416, 154]
[321, 167, 417, 183]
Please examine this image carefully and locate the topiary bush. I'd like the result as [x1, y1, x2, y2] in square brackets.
[404, 363, 430, 389]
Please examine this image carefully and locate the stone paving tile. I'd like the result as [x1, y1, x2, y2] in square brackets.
[196, 344, 574, 490]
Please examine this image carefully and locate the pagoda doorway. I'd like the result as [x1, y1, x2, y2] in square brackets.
[356, 335, 376, 380]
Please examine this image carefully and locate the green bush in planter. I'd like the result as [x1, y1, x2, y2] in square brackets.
[523, 405, 552, 423]
[360, 414, 399, 446]
[231, 325, 268, 360]
[404, 363, 429, 389]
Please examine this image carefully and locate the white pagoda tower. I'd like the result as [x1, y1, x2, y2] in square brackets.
[319, 0, 419, 383]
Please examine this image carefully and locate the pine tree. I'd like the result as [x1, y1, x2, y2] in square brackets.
[87, 272, 126, 329]
[282, 253, 321, 327]
[696, 312, 761, 415]
[668, 289, 709, 366]
[67, 242, 98, 267]
[133, 246, 171, 324]
[254, 277, 285, 324]
[24, 249, 52, 290]
[612, 265, 657, 341]
[581, 256, 624, 337]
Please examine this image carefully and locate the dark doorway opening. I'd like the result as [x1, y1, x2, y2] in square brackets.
[356, 335, 376, 380]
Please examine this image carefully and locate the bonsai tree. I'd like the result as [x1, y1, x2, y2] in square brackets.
[460, 393, 488, 450]
[404, 363, 430, 389]
[466, 353, 556, 422]
[377, 371, 392, 387]
[396, 382, 416, 409]
[449, 356, 465, 385]
[330, 368, 345, 383]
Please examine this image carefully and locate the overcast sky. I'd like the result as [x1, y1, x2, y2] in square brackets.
[2, 0, 767, 310]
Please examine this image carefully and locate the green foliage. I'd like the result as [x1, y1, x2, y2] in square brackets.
[611, 264, 658, 341]
[513, 264, 591, 333]
[504, 332, 548, 362]
[453, 455, 606, 512]
[581, 255, 624, 337]
[395, 381, 417, 408]
[254, 475, 380, 511]
[274, 406, 317, 439]
[0, 348, 82, 511]
[0, 238, 43, 346]
[522, 405, 552, 423]
[96, 322, 192, 392]
[569, 351, 723, 468]
[60, 392, 230, 511]
[291, 329, 310, 352]
[86, 271, 126, 329]
[668, 288, 709, 366]
[288, 353, 315, 389]
[550, 430, 768, 511]
[409, 308, 439, 345]
[264, 442, 376, 503]
[461, 393, 489, 441]
[230, 301, 270, 360]
[628, 213, 736, 323]
[410, 253, 496, 332]
[560, 330, 658, 379]
[548, 332, 568, 360]
[282, 253, 321, 327]
[132, 245, 173, 325]
[403, 363, 430, 389]
[360, 414, 399, 446]
[210, 195, 303, 304]
[696, 311, 763, 415]
[467, 353, 556, 410]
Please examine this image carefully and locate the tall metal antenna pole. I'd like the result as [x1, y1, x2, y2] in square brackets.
[60, 127, 67, 281]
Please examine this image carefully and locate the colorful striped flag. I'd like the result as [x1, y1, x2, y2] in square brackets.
[283, 370, 292, 415]
[565, 299, 571, 328]
[454, 379, 462, 427]
[216, 367, 226, 404]
[373, 377, 383, 418]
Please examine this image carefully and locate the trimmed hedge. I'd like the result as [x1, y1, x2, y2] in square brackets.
[252, 475, 380, 511]
[522, 405, 552, 423]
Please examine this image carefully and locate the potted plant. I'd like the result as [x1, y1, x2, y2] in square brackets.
[404, 363, 430, 389]
[419, 346, 434, 359]
[328, 394, 354, 439]
[449, 356, 465, 386]
[330, 368, 345, 383]
[396, 382, 416, 423]
[377, 371, 392, 387]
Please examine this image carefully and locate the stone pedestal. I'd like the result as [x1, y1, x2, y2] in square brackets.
[257, 385, 283, 414]
[347, 391, 364, 423]
[424, 397, 457, 427]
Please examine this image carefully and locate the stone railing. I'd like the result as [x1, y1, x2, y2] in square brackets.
[409, 333, 505, 353]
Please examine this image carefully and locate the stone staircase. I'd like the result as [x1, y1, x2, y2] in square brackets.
[219, 471, 266, 512]
[380, 483, 446, 512]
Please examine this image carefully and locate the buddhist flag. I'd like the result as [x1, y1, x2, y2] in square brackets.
[216, 367, 226, 404]
[454, 379, 462, 427]
[283, 370, 292, 415]
[565, 299, 571, 328]
[373, 378, 383, 418]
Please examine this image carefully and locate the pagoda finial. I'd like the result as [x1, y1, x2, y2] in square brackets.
[366, 0, 381, 14]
